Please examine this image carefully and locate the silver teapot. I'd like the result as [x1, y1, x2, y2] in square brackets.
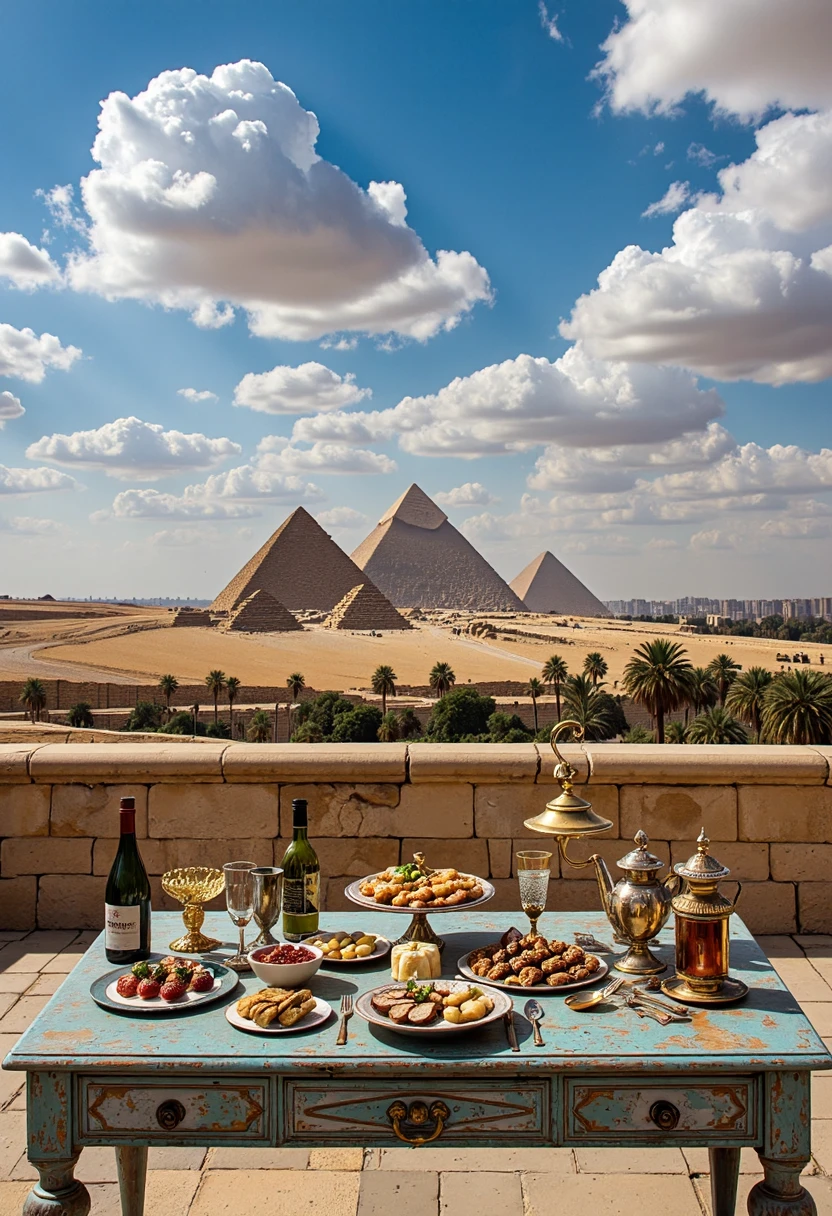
[593, 831, 680, 975]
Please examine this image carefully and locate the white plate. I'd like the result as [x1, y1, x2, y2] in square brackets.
[105, 975, 220, 1010]
[225, 996, 333, 1035]
[345, 875, 495, 914]
[457, 952, 608, 995]
[356, 980, 512, 1037]
[317, 937, 391, 966]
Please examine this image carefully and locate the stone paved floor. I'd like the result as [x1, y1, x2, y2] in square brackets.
[0, 931, 829, 1215]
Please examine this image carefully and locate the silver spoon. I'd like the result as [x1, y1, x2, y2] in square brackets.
[564, 976, 624, 1012]
[524, 999, 545, 1046]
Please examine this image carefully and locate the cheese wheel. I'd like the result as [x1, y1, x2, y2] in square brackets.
[390, 941, 441, 981]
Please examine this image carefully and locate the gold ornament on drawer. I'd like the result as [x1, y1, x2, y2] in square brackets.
[161, 867, 226, 952]
[386, 1099, 450, 1145]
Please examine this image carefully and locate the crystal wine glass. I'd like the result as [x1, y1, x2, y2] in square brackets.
[223, 861, 256, 972]
[516, 850, 552, 938]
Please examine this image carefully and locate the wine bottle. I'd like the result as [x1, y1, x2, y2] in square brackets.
[280, 798, 320, 941]
[105, 796, 151, 963]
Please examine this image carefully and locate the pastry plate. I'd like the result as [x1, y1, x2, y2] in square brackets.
[225, 997, 333, 1035]
[345, 875, 495, 913]
[356, 980, 512, 1037]
[91, 956, 238, 1015]
[457, 951, 608, 995]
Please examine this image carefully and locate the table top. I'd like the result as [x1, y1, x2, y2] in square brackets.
[5, 912, 831, 1075]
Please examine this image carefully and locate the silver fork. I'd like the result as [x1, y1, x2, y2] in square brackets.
[602, 976, 625, 999]
[336, 994, 353, 1045]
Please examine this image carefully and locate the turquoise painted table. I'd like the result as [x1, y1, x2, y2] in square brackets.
[4, 911, 830, 1216]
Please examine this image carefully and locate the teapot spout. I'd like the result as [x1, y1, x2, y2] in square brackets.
[592, 855, 614, 920]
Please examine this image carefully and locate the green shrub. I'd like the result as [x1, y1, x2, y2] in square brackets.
[159, 710, 206, 736]
[67, 702, 95, 728]
[425, 688, 495, 742]
[124, 702, 164, 732]
[331, 705, 383, 743]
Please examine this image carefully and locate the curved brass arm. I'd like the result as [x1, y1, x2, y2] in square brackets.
[387, 1100, 450, 1146]
[557, 834, 598, 871]
[549, 720, 588, 794]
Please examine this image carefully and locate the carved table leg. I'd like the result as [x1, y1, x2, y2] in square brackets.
[748, 1070, 815, 1216]
[23, 1072, 90, 1215]
[22, 1154, 91, 1215]
[709, 1146, 741, 1216]
[115, 1146, 148, 1216]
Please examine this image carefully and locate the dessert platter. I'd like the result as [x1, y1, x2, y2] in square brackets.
[356, 978, 512, 1038]
[225, 985, 333, 1035]
[457, 928, 608, 994]
[90, 954, 238, 1015]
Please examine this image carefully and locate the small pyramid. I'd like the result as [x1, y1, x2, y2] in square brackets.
[510, 551, 607, 616]
[324, 583, 412, 631]
[226, 589, 302, 632]
[211, 507, 376, 613]
[352, 484, 526, 611]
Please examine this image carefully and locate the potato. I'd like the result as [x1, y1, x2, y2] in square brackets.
[328, 949, 342, 960]
[355, 935, 376, 948]
[459, 998, 488, 1022]
[341, 946, 357, 959]
[443, 1006, 463, 1024]
[327, 937, 342, 950]
[444, 987, 475, 1008]
[355, 943, 373, 957]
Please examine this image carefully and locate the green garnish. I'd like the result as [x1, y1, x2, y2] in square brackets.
[405, 979, 434, 1002]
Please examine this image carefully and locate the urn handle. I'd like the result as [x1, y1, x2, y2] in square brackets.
[387, 1100, 450, 1146]
[649, 1100, 680, 1131]
[156, 1099, 187, 1131]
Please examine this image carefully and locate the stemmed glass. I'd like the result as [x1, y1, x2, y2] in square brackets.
[223, 861, 256, 972]
[516, 850, 552, 938]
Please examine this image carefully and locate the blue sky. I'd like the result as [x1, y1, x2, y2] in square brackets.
[1, 0, 830, 599]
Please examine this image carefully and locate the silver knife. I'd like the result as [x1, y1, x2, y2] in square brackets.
[504, 1011, 520, 1052]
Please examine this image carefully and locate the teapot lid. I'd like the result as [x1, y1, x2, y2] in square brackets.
[674, 829, 730, 882]
[617, 830, 665, 872]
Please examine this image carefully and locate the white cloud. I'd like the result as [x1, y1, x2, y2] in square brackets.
[650, 443, 832, 501]
[646, 537, 681, 551]
[148, 524, 252, 546]
[315, 506, 368, 530]
[0, 391, 24, 427]
[642, 181, 690, 218]
[64, 60, 491, 341]
[434, 482, 499, 508]
[0, 515, 64, 536]
[0, 233, 61, 288]
[233, 362, 370, 415]
[108, 489, 259, 520]
[177, 387, 218, 403]
[687, 143, 721, 168]
[563, 109, 832, 384]
[38, 184, 87, 233]
[562, 535, 635, 556]
[27, 416, 241, 481]
[107, 461, 324, 519]
[0, 465, 80, 496]
[320, 336, 358, 351]
[538, 1, 563, 42]
[760, 516, 832, 540]
[594, 0, 832, 120]
[255, 435, 396, 476]
[187, 463, 325, 503]
[0, 324, 81, 383]
[689, 529, 736, 551]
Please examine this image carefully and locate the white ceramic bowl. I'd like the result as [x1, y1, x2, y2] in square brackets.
[247, 943, 323, 987]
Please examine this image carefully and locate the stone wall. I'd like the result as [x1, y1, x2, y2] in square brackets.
[0, 741, 830, 934]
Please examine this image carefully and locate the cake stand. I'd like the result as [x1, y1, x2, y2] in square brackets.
[344, 875, 495, 951]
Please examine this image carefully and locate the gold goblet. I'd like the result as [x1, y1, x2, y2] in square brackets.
[161, 867, 226, 952]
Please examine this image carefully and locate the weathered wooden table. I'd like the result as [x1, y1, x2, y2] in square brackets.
[4, 911, 830, 1216]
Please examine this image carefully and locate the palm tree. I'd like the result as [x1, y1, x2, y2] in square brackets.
[622, 638, 694, 744]
[371, 665, 397, 716]
[286, 672, 306, 701]
[707, 653, 742, 707]
[378, 711, 401, 742]
[526, 677, 544, 733]
[158, 674, 179, 718]
[205, 670, 226, 725]
[67, 702, 94, 728]
[226, 676, 241, 738]
[397, 708, 423, 739]
[429, 661, 456, 698]
[687, 706, 749, 745]
[725, 667, 772, 743]
[623, 725, 655, 744]
[583, 652, 608, 687]
[542, 655, 568, 720]
[19, 678, 47, 723]
[562, 674, 612, 741]
[247, 709, 272, 743]
[761, 670, 832, 745]
[664, 721, 687, 744]
[293, 719, 323, 743]
[686, 666, 718, 725]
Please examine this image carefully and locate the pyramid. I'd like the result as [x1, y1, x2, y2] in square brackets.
[351, 484, 526, 611]
[510, 551, 607, 616]
[226, 589, 302, 632]
[211, 506, 374, 613]
[324, 583, 412, 631]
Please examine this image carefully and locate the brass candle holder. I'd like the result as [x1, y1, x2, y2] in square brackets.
[161, 867, 226, 953]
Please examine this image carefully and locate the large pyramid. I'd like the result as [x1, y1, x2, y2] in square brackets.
[211, 507, 374, 613]
[510, 551, 607, 616]
[226, 589, 302, 632]
[351, 485, 526, 611]
[324, 583, 412, 631]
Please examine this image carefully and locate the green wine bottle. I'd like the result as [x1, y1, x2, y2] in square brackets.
[105, 796, 151, 963]
[281, 798, 320, 941]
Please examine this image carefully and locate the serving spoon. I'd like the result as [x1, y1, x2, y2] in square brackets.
[524, 998, 545, 1046]
[564, 976, 624, 1012]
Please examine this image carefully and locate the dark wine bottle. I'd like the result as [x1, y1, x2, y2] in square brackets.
[280, 798, 320, 941]
[105, 796, 151, 963]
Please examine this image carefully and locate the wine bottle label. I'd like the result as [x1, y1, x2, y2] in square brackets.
[105, 904, 141, 950]
[282, 874, 320, 915]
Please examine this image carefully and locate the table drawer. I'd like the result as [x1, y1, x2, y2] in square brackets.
[284, 1079, 550, 1146]
[78, 1077, 270, 1143]
[565, 1077, 757, 1143]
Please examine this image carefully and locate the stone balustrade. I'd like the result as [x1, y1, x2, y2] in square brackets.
[0, 741, 830, 933]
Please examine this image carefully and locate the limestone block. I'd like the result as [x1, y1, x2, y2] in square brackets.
[0, 744, 41, 784]
[670, 840, 770, 882]
[586, 743, 827, 785]
[798, 883, 832, 934]
[0, 878, 36, 931]
[812, 746, 832, 784]
[548, 877, 606, 914]
[400, 838, 489, 875]
[276, 837, 400, 878]
[470, 878, 520, 913]
[2, 838, 91, 876]
[396, 784, 474, 838]
[279, 784, 401, 838]
[475, 783, 619, 839]
[148, 784, 278, 838]
[620, 785, 737, 841]
[30, 743, 227, 784]
[561, 837, 671, 882]
[736, 881, 796, 935]
[0, 786, 49, 837]
[93, 837, 272, 877]
[223, 744, 407, 783]
[407, 744, 538, 784]
[37, 875, 106, 930]
[322, 880, 354, 912]
[738, 785, 832, 843]
[50, 784, 148, 837]
[770, 844, 832, 882]
[511, 837, 562, 877]
[488, 839, 512, 879]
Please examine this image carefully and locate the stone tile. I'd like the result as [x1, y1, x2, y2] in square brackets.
[376, 1148, 575, 1172]
[573, 1147, 687, 1174]
[812, 1075, 832, 1120]
[189, 1168, 361, 1216]
[523, 1172, 702, 1216]
[309, 1148, 365, 1171]
[206, 1147, 309, 1170]
[800, 1004, 832, 1036]
[681, 1146, 763, 1174]
[0, 995, 48, 1033]
[358, 1170, 439, 1215]
[225, 743, 406, 784]
[440, 1170, 522, 1215]
[738, 784, 832, 842]
[768, 958, 832, 1002]
[0, 931, 75, 973]
[41, 947, 91, 973]
[0, 1181, 32, 1213]
[757, 934, 805, 959]
[24, 973, 66, 996]
[10, 1145, 204, 1183]
[36, 875, 107, 931]
[812, 1118, 832, 1173]
[693, 1172, 832, 1216]
[84, 1171, 199, 1216]
[620, 785, 737, 841]
[148, 783, 278, 838]
[50, 784, 149, 838]
[0, 974, 37, 995]
[31, 743, 227, 784]
[809, 957, 832, 987]
[797, 934, 832, 949]
[0, 1068, 23, 1113]
[0, 1112, 26, 1179]
[408, 744, 538, 784]
[148, 1147, 206, 1170]
[0, 935, 26, 943]
[0, 787, 49, 837]
[0, 997, 19, 1026]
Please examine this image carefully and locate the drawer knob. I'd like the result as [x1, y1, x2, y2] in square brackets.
[156, 1099, 187, 1131]
[649, 1100, 680, 1131]
[387, 1100, 450, 1146]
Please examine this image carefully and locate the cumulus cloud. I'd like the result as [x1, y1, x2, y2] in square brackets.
[186, 464, 325, 503]
[650, 442, 832, 501]
[0, 324, 81, 384]
[642, 181, 690, 218]
[0, 465, 80, 496]
[434, 482, 499, 508]
[594, 0, 832, 120]
[562, 535, 635, 556]
[108, 489, 259, 520]
[0, 392, 24, 427]
[234, 362, 370, 415]
[27, 416, 241, 481]
[0, 233, 61, 288]
[0, 515, 64, 536]
[148, 525, 252, 545]
[255, 435, 396, 475]
[177, 387, 218, 403]
[689, 529, 736, 551]
[63, 60, 491, 341]
[315, 506, 368, 530]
